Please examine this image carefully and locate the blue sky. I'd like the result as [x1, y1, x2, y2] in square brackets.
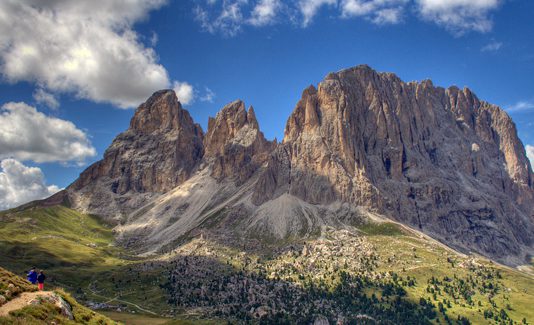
[0, 0, 533, 209]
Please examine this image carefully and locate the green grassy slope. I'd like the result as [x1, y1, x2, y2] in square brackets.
[0, 266, 117, 324]
[1, 205, 533, 324]
[0, 205, 131, 292]
[100, 311, 224, 325]
[0, 205, 215, 322]
[367, 224, 534, 324]
[149, 222, 534, 324]
[0, 266, 36, 295]
[0, 205, 121, 269]
[0, 205, 172, 307]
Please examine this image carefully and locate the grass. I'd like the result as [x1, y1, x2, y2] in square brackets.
[0, 291, 118, 325]
[364, 225, 534, 324]
[0, 266, 36, 297]
[357, 221, 406, 236]
[0, 205, 122, 271]
[0, 266, 117, 324]
[101, 311, 171, 325]
[0, 206, 172, 313]
[101, 311, 226, 325]
[1, 204, 533, 324]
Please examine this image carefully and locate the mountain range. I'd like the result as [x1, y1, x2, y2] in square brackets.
[38, 64, 534, 266]
[3, 64, 534, 323]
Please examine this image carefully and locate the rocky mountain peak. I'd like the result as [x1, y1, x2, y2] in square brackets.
[204, 100, 272, 157]
[247, 105, 259, 129]
[256, 66, 534, 264]
[283, 85, 319, 143]
[64, 65, 533, 266]
[205, 100, 249, 157]
[129, 89, 188, 134]
[68, 90, 204, 220]
[204, 100, 273, 183]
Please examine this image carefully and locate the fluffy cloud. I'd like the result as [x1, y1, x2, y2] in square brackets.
[416, 0, 500, 34]
[194, 0, 503, 34]
[527, 145, 534, 169]
[195, 0, 248, 37]
[0, 0, 190, 109]
[173, 81, 195, 105]
[173, 83, 216, 105]
[193, 0, 335, 32]
[0, 102, 96, 164]
[341, 0, 408, 24]
[372, 8, 403, 24]
[249, 0, 283, 26]
[0, 159, 61, 211]
[299, 0, 337, 27]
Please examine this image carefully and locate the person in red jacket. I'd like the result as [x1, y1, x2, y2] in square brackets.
[37, 271, 46, 291]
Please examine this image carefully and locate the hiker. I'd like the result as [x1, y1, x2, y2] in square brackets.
[27, 267, 37, 285]
[37, 271, 46, 291]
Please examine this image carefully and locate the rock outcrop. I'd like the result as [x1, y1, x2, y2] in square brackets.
[63, 65, 534, 265]
[204, 100, 274, 184]
[68, 90, 204, 221]
[254, 65, 534, 264]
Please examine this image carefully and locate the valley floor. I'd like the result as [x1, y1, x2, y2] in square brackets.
[1, 205, 533, 324]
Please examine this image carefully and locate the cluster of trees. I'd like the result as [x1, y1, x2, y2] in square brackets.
[91, 238, 529, 325]
[160, 254, 464, 324]
[427, 267, 502, 303]
[422, 264, 528, 325]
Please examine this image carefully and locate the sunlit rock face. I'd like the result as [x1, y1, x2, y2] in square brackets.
[254, 65, 533, 264]
[204, 100, 274, 184]
[63, 65, 533, 265]
[68, 90, 204, 220]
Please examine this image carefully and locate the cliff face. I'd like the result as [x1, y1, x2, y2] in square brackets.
[204, 100, 274, 184]
[69, 90, 204, 220]
[254, 65, 533, 263]
[64, 65, 534, 265]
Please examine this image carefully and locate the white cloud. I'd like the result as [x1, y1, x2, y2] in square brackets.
[371, 8, 403, 24]
[527, 145, 534, 169]
[339, 0, 408, 25]
[249, 0, 282, 26]
[173, 81, 195, 105]
[0, 0, 184, 109]
[341, 0, 407, 25]
[481, 40, 502, 52]
[200, 87, 217, 103]
[195, 0, 248, 37]
[193, 0, 504, 34]
[33, 88, 60, 110]
[416, 0, 500, 34]
[299, 0, 337, 27]
[506, 100, 534, 113]
[0, 159, 61, 210]
[0, 102, 96, 164]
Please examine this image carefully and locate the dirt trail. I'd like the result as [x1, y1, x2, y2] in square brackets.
[87, 281, 157, 315]
[0, 291, 54, 316]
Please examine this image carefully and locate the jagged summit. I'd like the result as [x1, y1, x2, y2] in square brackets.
[205, 100, 264, 156]
[204, 99, 274, 182]
[69, 88, 204, 218]
[334, 64, 374, 74]
[58, 65, 534, 265]
[129, 89, 187, 133]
